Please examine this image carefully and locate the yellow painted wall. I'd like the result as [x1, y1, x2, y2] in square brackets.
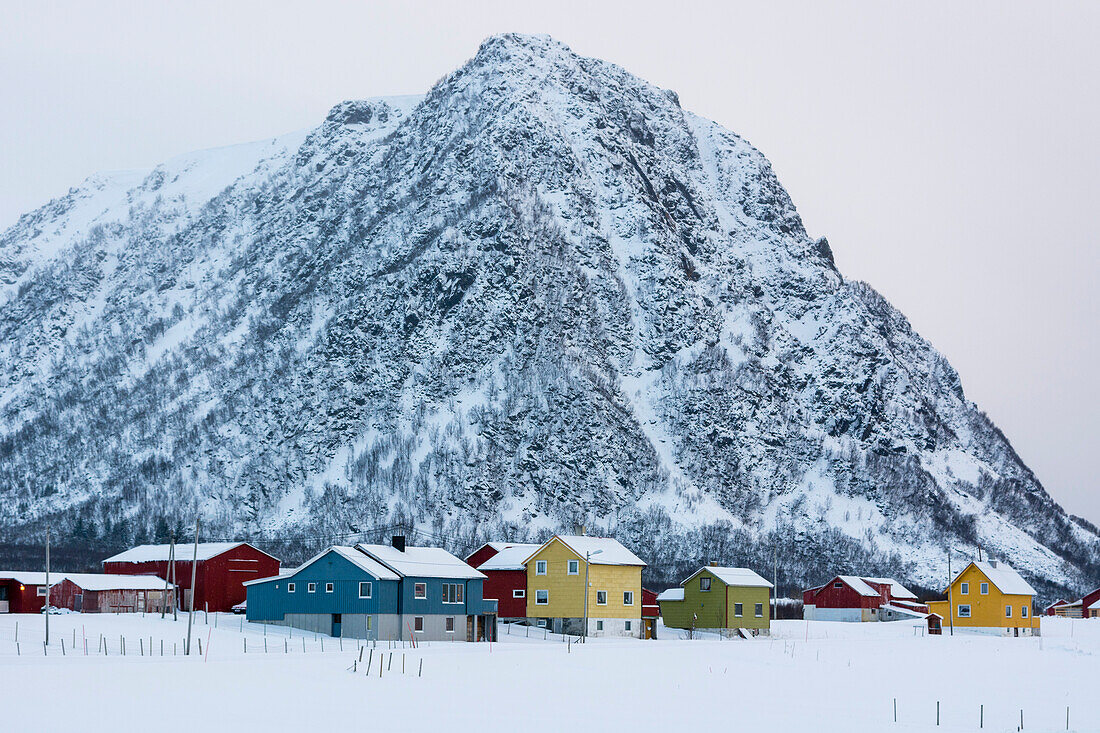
[937, 564, 1038, 629]
[525, 537, 642, 619]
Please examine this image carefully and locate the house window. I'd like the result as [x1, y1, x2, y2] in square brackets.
[287, 583, 296, 593]
[833, 581, 843, 588]
[536, 618, 547, 627]
[367, 616, 372, 630]
[325, 583, 334, 593]
[536, 560, 547, 576]
[1021, 606, 1029, 618]
[1005, 605, 1012, 618]
[442, 583, 464, 604]
[734, 603, 743, 617]
[980, 583, 989, 595]
[624, 621, 631, 631]
[623, 591, 634, 606]
[960, 582, 969, 595]
[414, 583, 426, 599]
[358, 582, 372, 599]
[36, 587, 47, 597]
[535, 589, 549, 605]
[596, 590, 607, 605]
[513, 589, 525, 598]
[414, 617, 424, 632]
[755, 603, 764, 618]
[445, 617, 455, 632]
[307, 583, 317, 593]
[958, 605, 971, 618]
[567, 560, 579, 575]
[700, 577, 712, 592]
[596, 620, 603, 631]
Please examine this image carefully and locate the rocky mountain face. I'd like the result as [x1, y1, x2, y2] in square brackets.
[1, 34, 1096, 596]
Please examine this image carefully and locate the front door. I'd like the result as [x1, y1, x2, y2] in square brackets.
[332, 614, 342, 638]
[466, 615, 474, 642]
[74, 594, 83, 612]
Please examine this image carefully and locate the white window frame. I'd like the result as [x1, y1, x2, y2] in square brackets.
[535, 560, 547, 576]
[1022, 605, 1029, 618]
[358, 581, 372, 599]
[960, 582, 969, 595]
[445, 617, 455, 633]
[623, 591, 634, 606]
[980, 583, 989, 595]
[287, 582, 296, 593]
[596, 590, 607, 606]
[535, 589, 549, 605]
[413, 616, 424, 632]
[1005, 605, 1012, 618]
[536, 618, 547, 627]
[414, 582, 426, 599]
[755, 603, 764, 618]
[307, 582, 317, 593]
[36, 586, 47, 597]
[512, 589, 525, 598]
[325, 582, 334, 593]
[567, 560, 579, 575]
[442, 582, 464, 604]
[700, 577, 712, 592]
[958, 604, 971, 618]
[734, 602, 743, 617]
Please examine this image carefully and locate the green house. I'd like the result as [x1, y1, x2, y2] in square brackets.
[657, 566, 773, 634]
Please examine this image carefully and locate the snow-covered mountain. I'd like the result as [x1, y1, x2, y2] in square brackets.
[1, 34, 1096, 595]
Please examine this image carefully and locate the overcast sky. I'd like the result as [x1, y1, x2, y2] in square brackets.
[2, 1, 1097, 522]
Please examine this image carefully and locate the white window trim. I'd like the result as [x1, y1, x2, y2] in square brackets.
[413, 616, 424, 632]
[358, 582, 372, 599]
[287, 582, 296, 593]
[535, 560, 547, 576]
[513, 589, 525, 598]
[755, 603, 764, 618]
[623, 591, 634, 606]
[536, 618, 547, 627]
[445, 617, 455, 633]
[1022, 606, 1029, 618]
[734, 603, 743, 617]
[980, 583, 989, 595]
[307, 582, 317, 593]
[958, 604, 971, 618]
[325, 582, 334, 593]
[535, 589, 549, 605]
[596, 590, 607, 606]
[1005, 605, 1013, 618]
[36, 586, 47, 597]
[414, 583, 427, 599]
[700, 578, 712, 592]
[960, 582, 969, 595]
[567, 560, 580, 575]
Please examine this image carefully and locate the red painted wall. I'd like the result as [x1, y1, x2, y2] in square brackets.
[51, 579, 176, 614]
[805, 577, 887, 610]
[0, 579, 46, 613]
[465, 545, 501, 569]
[481, 569, 528, 618]
[641, 588, 660, 619]
[103, 544, 278, 612]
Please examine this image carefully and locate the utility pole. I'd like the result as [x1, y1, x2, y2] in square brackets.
[185, 516, 199, 654]
[170, 536, 178, 622]
[773, 542, 778, 622]
[947, 550, 954, 636]
[44, 525, 50, 646]
[161, 533, 174, 619]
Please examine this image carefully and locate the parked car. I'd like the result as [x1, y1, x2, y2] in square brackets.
[232, 601, 246, 614]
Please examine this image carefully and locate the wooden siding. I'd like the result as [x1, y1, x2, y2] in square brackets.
[660, 569, 771, 631]
[525, 537, 641, 620]
[933, 564, 1038, 630]
[246, 550, 397, 622]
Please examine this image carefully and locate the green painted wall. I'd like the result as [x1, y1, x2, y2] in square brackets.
[659, 569, 771, 631]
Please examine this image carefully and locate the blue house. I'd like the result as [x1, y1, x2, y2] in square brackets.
[245, 537, 497, 641]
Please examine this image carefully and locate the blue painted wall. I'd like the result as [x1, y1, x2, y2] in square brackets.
[398, 577, 492, 616]
[246, 550, 398, 621]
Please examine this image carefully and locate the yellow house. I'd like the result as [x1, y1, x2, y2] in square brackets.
[523, 535, 645, 638]
[928, 560, 1039, 636]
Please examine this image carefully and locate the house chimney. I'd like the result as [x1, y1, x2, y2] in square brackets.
[391, 535, 406, 553]
[710, 562, 718, 567]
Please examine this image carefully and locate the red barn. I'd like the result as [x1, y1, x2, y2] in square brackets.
[0, 571, 50, 613]
[1044, 599, 1069, 616]
[803, 575, 924, 622]
[465, 542, 540, 620]
[102, 542, 279, 612]
[51, 574, 175, 613]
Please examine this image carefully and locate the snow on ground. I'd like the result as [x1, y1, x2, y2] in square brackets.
[0, 615, 1096, 732]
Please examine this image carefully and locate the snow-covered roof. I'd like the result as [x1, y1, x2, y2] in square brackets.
[837, 576, 881, 597]
[684, 566, 773, 589]
[524, 536, 646, 567]
[880, 604, 928, 619]
[356, 544, 486, 579]
[103, 542, 269, 564]
[656, 588, 685, 602]
[967, 561, 1036, 596]
[1088, 599, 1100, 611]
[0, 571, 53, 585]
[863, 577, 918, 600]
[64, 574, 172, 591]
[244, 546, 399, 586]
[476, 544, 542, 571]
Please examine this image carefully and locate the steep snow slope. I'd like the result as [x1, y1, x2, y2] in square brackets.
[0, 35, 1095, 595]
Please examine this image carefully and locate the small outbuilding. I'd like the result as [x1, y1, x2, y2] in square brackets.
[0, 572, 51, 613]
[51, 574, 175, 613]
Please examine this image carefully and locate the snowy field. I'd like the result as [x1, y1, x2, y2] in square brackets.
[0, 614, 1097, 732]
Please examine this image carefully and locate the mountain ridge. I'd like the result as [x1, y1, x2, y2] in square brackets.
[0, 33, 1095, 597]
